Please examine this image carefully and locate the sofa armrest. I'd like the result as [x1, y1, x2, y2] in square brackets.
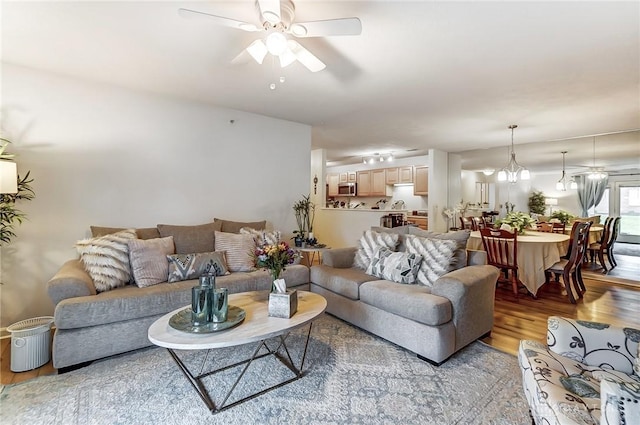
[547, 316, 640, 375]
[432, 265, 499, 350]
[322, 247, 357, 268]
[47, 259, 97, 306]
[467, 249, 487, 266]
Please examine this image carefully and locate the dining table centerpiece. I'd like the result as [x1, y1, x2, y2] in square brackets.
[495, 211, 536, 235]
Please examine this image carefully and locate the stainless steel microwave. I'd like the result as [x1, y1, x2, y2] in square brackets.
[338, 182, 357, 196]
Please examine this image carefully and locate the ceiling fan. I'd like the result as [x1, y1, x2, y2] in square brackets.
[178, 0, 362, 72]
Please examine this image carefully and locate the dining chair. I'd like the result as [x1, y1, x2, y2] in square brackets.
[589, 217, 620, 272]
[551, 222, 565, 234]
[480, 228, 523, 298]
[537, 223, 553, 233]
[459, 216, 472, 230]
[471, 216, 487, 231]
[544, 221, 591, 303]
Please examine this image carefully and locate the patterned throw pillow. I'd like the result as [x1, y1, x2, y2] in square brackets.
[404, 235, 457, 287]
[366, 247, 423, 284]
[167, 251, 230, 283]
[76, 229, 138, 292]
[214, 231, 256, 272]
[353, 230, 400, 270]
[239, 227, 282, 247]
[127, 236, 175, 288]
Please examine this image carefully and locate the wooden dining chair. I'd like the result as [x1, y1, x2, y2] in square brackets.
[537, 223, 553, 233]
[471, 216, 487, 231]
[480, 228, 523, 298]
[551, 222, 566, 234]
[588, 217, 620, 272]
[459, 216, 472, 230]
[545, 221, 591, 303]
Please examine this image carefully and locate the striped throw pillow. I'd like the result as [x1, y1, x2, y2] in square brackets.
[353, 230, 399, 270]
[214, 231, 256, 272]
[405, 235, 457, 287]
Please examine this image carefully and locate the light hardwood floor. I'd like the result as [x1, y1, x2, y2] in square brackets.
[2, 254, 639, 385]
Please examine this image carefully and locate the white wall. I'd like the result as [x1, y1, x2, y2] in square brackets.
[0, 64, 311, 328]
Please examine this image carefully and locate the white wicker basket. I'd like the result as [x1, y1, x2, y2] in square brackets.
[7, 316, 54, 372]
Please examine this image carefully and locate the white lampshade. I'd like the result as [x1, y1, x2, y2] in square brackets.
[545, 198, 558, 206]
[265, 32, 287, 56]
[0, 160, 18, 194]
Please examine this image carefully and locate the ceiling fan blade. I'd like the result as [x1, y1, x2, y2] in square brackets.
[178, 8, 260, 32]
[257, 0, 281, 24]
[287, 40, 326, 72]
[245, 39, 268, 64]
[289, 17, 362, 38]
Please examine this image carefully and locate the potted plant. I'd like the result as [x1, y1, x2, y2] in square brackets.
[528, 190, 546, 215]
[0, 138, 35, 245]
[292, 195, 315, 247]
[550, 210, 574, 225]
[495, 211, 536, 235]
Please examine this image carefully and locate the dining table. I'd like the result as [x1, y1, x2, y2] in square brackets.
[467, 230, 570, 296]
[563, 224, 604, 245]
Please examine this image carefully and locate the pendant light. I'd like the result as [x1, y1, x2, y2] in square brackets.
[587, 136, 607, 180]
[497, 124, 530, 183]
[556, 151, 568, 191]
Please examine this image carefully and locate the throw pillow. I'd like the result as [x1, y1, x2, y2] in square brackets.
[214, 218, 266, 234]
[127, 236, 175, 288]
[408, 228, 471, 270]
[240, 227, 282, 247]
[353, 230, 400, 270]
[214, 231, 256, 272]
[404, 235, 458, 287]
[76, 229, 138, 292]
[366, 247, 423, 284]
[157, 222, 222, 254]
[167, 251, 230, 283]
[634, 343, 640, 378]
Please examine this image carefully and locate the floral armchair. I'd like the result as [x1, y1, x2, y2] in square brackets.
[519, 316, 640, 425]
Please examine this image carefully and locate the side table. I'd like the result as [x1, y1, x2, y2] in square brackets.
[297, 247, 330, 267]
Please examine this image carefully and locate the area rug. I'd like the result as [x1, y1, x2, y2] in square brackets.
[0, 314, 529, 425]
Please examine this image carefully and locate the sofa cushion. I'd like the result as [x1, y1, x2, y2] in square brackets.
[353, 230, 399, 270]
[405, 235, 457, 287]
[128, 236, 175, 288]
[240, 227, 282, 247]
[76, 229, 138, 292]
[366, 247, 422, 284]
[214, 231, 256, 272]
[408, 228, 471, 270]
[214, 218, 266, 234]
[91, 226, 161, 240]
[167, 251, 230, 283]
[157, 222, 221, 254]
[359, 280, 452, 326]
[310, 265, 373, 300]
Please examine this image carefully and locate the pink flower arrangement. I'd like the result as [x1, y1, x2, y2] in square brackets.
[254, 242, 297, 290]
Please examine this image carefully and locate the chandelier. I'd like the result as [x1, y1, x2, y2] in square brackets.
[497, 125, 530, 183]
[556, 151, 578, 191]
[587, 137, 607, 180]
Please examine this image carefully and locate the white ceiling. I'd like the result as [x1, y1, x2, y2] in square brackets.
[2, 1, 639, 174]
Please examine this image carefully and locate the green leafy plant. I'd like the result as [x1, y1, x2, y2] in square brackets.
[292, 194, 315, 242]
[0, 171, 35, 244]
[528, 190, 546, 215]
[495, 211, 536, 235]
[550, 210, 574, 225]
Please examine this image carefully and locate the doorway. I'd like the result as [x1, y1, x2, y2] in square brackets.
[588, 180, 640, 244]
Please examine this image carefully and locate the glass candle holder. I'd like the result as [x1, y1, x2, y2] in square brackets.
[211, 288, 228, 323]
[191, 284, 212, 326]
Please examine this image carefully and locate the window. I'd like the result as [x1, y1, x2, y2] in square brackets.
[588, 187, 609, 220]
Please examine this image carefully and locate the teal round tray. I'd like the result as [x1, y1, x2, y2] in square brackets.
[168, 305, 246, 334]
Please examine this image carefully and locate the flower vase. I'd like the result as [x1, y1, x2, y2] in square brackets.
[271, 269, 281, 293]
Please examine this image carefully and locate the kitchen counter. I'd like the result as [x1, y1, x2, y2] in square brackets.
[314, 209, 408, 248]
[321, 207, 409, 212]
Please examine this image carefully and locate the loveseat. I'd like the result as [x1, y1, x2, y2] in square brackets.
[519, 316, 640, 425]
[310, 226, 500, 365]
[47, 219, 310, 370]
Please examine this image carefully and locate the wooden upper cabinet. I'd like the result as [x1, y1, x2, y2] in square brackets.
[356, 170, 372, 196]
[385, 167, 399, 184]
[371, 169, 387, 196]
[327, 173, 340, 197]
[347, 172, 357, 182]
[413, 166, 428, 196]
[399, 166, 414, 183]
[339, 173, 348, 183]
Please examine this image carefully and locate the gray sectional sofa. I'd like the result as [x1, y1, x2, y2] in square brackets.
[310, 226, 499, 365]
[47, 220, 310, 370]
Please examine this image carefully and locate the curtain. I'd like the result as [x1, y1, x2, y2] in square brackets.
[576, 175, 608, 216]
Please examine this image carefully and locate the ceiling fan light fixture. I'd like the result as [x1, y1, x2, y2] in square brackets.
[265, 32, 288, 55]
[279, 48, 296, 67]
[246, 40, 268, 64]
[290, 23, 307, 36]
[587, 137, 608, 181]
[262, 10, 281, 25]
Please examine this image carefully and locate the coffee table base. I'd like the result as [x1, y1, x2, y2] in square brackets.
[166, 323, 314, 414]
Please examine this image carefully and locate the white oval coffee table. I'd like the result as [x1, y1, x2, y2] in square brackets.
[148, 290, 326, 414]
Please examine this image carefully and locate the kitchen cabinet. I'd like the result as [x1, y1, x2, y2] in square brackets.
[357, 169, 389, 196]
[413, 166, 429, 196]
[407, 216, 428, 230]
[339, 172, 357, 184]
[385, 166, 414, 184]
[327, 173, 340, 197]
